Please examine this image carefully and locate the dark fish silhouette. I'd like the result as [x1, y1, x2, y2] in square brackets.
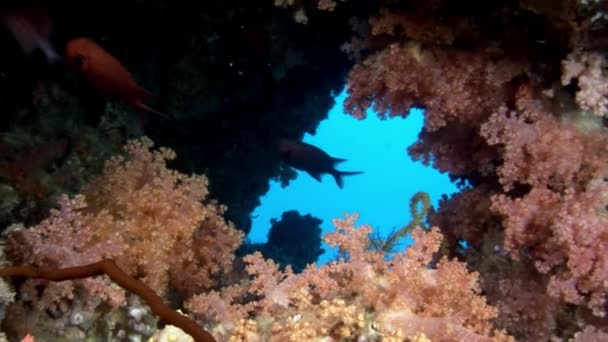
[278, 138, 363, 189]
[65, 37, 168, 123]
[1, 5, 60, 63]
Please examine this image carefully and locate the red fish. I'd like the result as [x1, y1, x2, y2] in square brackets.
[278, 138, 363, 189]
[65, 37, 168, 123]
[1, 5, 60, 63]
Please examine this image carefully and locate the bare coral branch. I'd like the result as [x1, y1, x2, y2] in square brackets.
[0, 259, 215, 342]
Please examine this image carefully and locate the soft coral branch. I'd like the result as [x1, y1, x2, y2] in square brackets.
[0, 259, 215, 342]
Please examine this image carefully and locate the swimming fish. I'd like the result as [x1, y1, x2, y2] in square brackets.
[278, 138, 363, 189]
[1, 5, 60, 63]
[65, 37, 168, 122]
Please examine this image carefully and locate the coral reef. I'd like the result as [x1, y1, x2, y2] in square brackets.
[0, 243, 15, 333]
[187, 214, 513, 341]
[337, 0, 608, 339]
[1, 138, 512, 341]
[0, 0, 607, 340]
[238, 210, 324, 273]
[2, 137, 241, 340]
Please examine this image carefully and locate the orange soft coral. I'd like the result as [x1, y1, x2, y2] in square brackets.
[5, 136, 243, 310]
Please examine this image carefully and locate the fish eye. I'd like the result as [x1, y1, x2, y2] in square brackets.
[72, 55, 87, 69]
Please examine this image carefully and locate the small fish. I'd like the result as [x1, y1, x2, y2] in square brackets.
[278, 138, 363, 189]
[1, 5, 60, 63]
[65, 37, 168, 122]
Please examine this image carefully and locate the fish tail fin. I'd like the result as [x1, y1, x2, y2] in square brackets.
[332, 170, 364, 189]
[135, 101, 171, 120]
[139, 87, 157, 99]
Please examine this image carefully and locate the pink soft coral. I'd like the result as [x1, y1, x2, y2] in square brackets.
[345, 42, 526, 131]
[20, 333, 35, 342]
[5, 136, 243, 312]
[480, 97, 608, 316]
[561, 51, 608, 117]
[492, 183, 608, 316]
[187, 213, 512, 341]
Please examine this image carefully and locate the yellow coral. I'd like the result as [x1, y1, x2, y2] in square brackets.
[229, 319, 260, 342]
[148, 325, 193, 342]
[410, 332, 432, 342]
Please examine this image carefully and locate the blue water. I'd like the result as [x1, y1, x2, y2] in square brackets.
[248, 89, 460, 264]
